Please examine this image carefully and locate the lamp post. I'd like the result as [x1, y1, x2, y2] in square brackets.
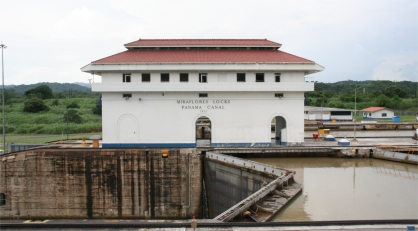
[1, 43, 6, 152]
[353, 88, 357, 141]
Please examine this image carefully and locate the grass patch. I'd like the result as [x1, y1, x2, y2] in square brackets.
[2, 97, 101, 135]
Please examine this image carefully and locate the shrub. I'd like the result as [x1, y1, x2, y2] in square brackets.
[55, 92, 66, 99]
[66, 102, 80, 109]
[92, 106, 102, 116]
[64, 109, 83, 123]
[23, 98, 49, 113]
[51, 99, 59, 106]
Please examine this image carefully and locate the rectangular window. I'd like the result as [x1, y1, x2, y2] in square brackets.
[275, 93, 284, 98]
[161, 73, 169, 82]
[142, 73, 150, 82]
[199, 93, 208, 98]
[123, 74, 131, 83]
[256, 73, 264, 82]
[199, 73, 207, 83]
[237, 73, 246, 82]
[331, 111, 351, 116]
[275, 73, 281, 82]
[382, 113, 387, 117]
[369, 113, 372, 116]
[180, 73, 189, 82]
[122, 93, 132, 98]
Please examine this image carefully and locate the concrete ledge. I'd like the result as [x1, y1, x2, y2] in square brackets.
[212, 142, 271, 147]
[102, 143, 196, 148]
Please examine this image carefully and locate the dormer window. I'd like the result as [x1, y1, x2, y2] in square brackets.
[123, 74, 131, 83]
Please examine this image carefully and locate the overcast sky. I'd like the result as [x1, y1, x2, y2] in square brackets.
[1, 0, 417, 85]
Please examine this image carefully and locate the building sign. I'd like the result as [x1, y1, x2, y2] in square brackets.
[177, 100, 230, 110]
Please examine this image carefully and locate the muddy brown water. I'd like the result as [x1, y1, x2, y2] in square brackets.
[248, 157, 418, 221]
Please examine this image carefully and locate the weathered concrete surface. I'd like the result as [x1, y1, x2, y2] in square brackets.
[250, 183, 302, 222]
[204, 156, 277, 218]
[373, 146, 418, 165]
[0, 148, 202, 219]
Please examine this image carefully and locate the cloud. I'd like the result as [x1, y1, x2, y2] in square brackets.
[371, 52, 417, 81]
[51, 7, 145, 42]
[0, 0, 416, 84]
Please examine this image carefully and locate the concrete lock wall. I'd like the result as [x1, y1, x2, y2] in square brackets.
[203, 157, 276, 218]
[0, 148, 202, 219]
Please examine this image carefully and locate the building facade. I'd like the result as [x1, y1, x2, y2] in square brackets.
[361, 106, 394, 120]
[304, 106, 353, 121]
[82, 39, 324, 147]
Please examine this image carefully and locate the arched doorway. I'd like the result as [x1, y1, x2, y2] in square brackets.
[272, 116, 287, 145]
[196, 116, 211, 147]
[117, 114, 139, 144]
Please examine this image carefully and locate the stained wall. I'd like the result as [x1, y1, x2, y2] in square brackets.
[0, 148, 202, 219]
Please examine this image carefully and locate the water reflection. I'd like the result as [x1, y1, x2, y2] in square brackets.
[248, 158, 418, 221]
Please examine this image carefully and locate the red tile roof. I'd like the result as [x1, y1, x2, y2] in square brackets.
[361, 107, 390, 112]
[124, 39, 281, 47]
[92, 49, 313, 64]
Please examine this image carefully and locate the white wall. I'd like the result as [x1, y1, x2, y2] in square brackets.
[101, 91, 305, 147]
[371, 109, 394, 119]
[93, 67, 316, 147]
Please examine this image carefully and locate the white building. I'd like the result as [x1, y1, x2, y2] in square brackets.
[361, 107, 394, 120]
[81, 39, 324, 148]
[304, 106, 353, 121]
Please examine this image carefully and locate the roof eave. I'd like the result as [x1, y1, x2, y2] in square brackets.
[90, 61, 316, 65]
[124, 45, 282, 49]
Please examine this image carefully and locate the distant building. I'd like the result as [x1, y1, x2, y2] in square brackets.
[81, 39, 324, 147]
[304, 106, 353, 121]
[361, 107, 394, 120]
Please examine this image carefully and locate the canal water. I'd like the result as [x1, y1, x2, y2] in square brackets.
[248, 157, 418, 221]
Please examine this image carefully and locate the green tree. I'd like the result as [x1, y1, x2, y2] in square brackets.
[339, 93, 354, 102]
[374, 94, 393, 108]
[3, 89, 20, 105]
[24, 85, 54, 99]
[391, 95, 402, 108]
[23, 98, 49, 113]
[64, 109, 83, 123]
[383, 86, 408, 98]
